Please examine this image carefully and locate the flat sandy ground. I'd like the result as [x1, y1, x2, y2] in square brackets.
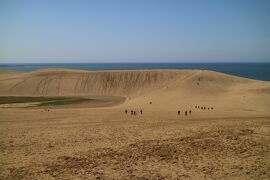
[0, 103, 270, 179]
[0, 69, 270, 179]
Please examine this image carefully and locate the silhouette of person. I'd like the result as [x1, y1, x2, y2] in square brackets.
[140, 109, 143, 114]
[211, 107, 214, 110]
[185, 111, 187, 116]
[178, 110, 180, 115]
[134, 111, 137, 115]
[125, 109, 128, 114]
[189, 110, 191, 115]
[131, 110, 133, 115]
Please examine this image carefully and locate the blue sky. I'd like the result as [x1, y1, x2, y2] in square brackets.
[0, 0, 269, 63]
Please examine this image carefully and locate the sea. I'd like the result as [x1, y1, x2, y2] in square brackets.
[0, 63, 270, 81]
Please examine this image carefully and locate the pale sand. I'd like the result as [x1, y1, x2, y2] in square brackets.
[0, 69, 270, 179]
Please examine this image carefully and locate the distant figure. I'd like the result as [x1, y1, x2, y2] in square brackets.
[211, 107, 214, 110]
[131, 110, 133, 115]
[140, 109, 143, 114]
[195, 106, 197, 109]
[125, 109, 128, 114]
[201, 107, 203, 110]
[198, 106, 200, 108]
[178, 110, 180, 115]
[198, 78, 201, 81]
[134, 111, 137, 115]
[204, 106, 206, 110]
[185, 111, 187, 116]
[189, 110, 191, 115]
[208, 107, 209, 110]
[149, 101, 152, 104]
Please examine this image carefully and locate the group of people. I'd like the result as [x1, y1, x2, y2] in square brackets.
[41, 109, 50, 112]
[125, 109, 143, 116]
[177, 110, 192, 116]
[124, 103, 214, 117]
[195, 106, 214, 110]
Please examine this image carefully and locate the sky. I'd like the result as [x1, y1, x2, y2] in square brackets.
[0, 0, 270, 63]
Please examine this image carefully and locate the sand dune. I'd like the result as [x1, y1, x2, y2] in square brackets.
[0, 69, 270, 179]
[0, 69, 267, 97]
[0, 69, 269, 112]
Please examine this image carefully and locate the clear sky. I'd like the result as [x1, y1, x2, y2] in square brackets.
[0, 0, 270, 63]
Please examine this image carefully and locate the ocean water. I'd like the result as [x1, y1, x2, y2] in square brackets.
[0, 63, 270, 81]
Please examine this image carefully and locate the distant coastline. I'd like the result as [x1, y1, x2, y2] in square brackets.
[0, 62, 270, 81]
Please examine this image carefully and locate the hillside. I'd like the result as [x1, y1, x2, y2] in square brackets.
[0, 69, 266, 97]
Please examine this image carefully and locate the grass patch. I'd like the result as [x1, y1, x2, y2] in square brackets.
[0, 96, 90, 106]
[38, 98, 90, 106]
[0, 96, 125, 107]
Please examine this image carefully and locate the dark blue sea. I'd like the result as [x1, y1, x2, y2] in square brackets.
[0, 63, 270, 81]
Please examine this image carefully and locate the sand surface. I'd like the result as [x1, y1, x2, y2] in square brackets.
[0, 69, 270, 179]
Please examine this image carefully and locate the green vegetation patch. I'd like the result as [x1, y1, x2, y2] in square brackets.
[0, 96, 90, 106]
[38, 98, 90, 106]
[0, 96, 125, 107]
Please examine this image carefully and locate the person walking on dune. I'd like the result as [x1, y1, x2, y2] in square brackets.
[185, 111, 187, 116]
[178, 110, 180, 115]
[125, 109, 128, 114]
[140, 109, 143, 115]
[189, 110, 191, 115]
[131, 110, 133, 115]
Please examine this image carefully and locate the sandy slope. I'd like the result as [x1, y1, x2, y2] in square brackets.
[0, 69, 269, 112]
[0, 69, 270, 179]
[0, 69, 269, 97]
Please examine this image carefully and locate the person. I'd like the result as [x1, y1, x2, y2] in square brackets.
[178, 110, 180, 115]
[201, 107, 203, 110]
[134, 111, 137, 115]
[195, 106, 197, 108]
[125, 109, 128, 114]
[208, 107, 209, 110]
[131, 110, 133, 115]
[185, 111, 187, 116]
[211, 107, 214, 110]
[204, 106, 206, 110]
[149, 101, 152, 104]
[140, 109, 143, 114]
[189, 110, 191, 115]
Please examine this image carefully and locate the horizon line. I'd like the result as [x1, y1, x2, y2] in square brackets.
[1, 61, 270, 64]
